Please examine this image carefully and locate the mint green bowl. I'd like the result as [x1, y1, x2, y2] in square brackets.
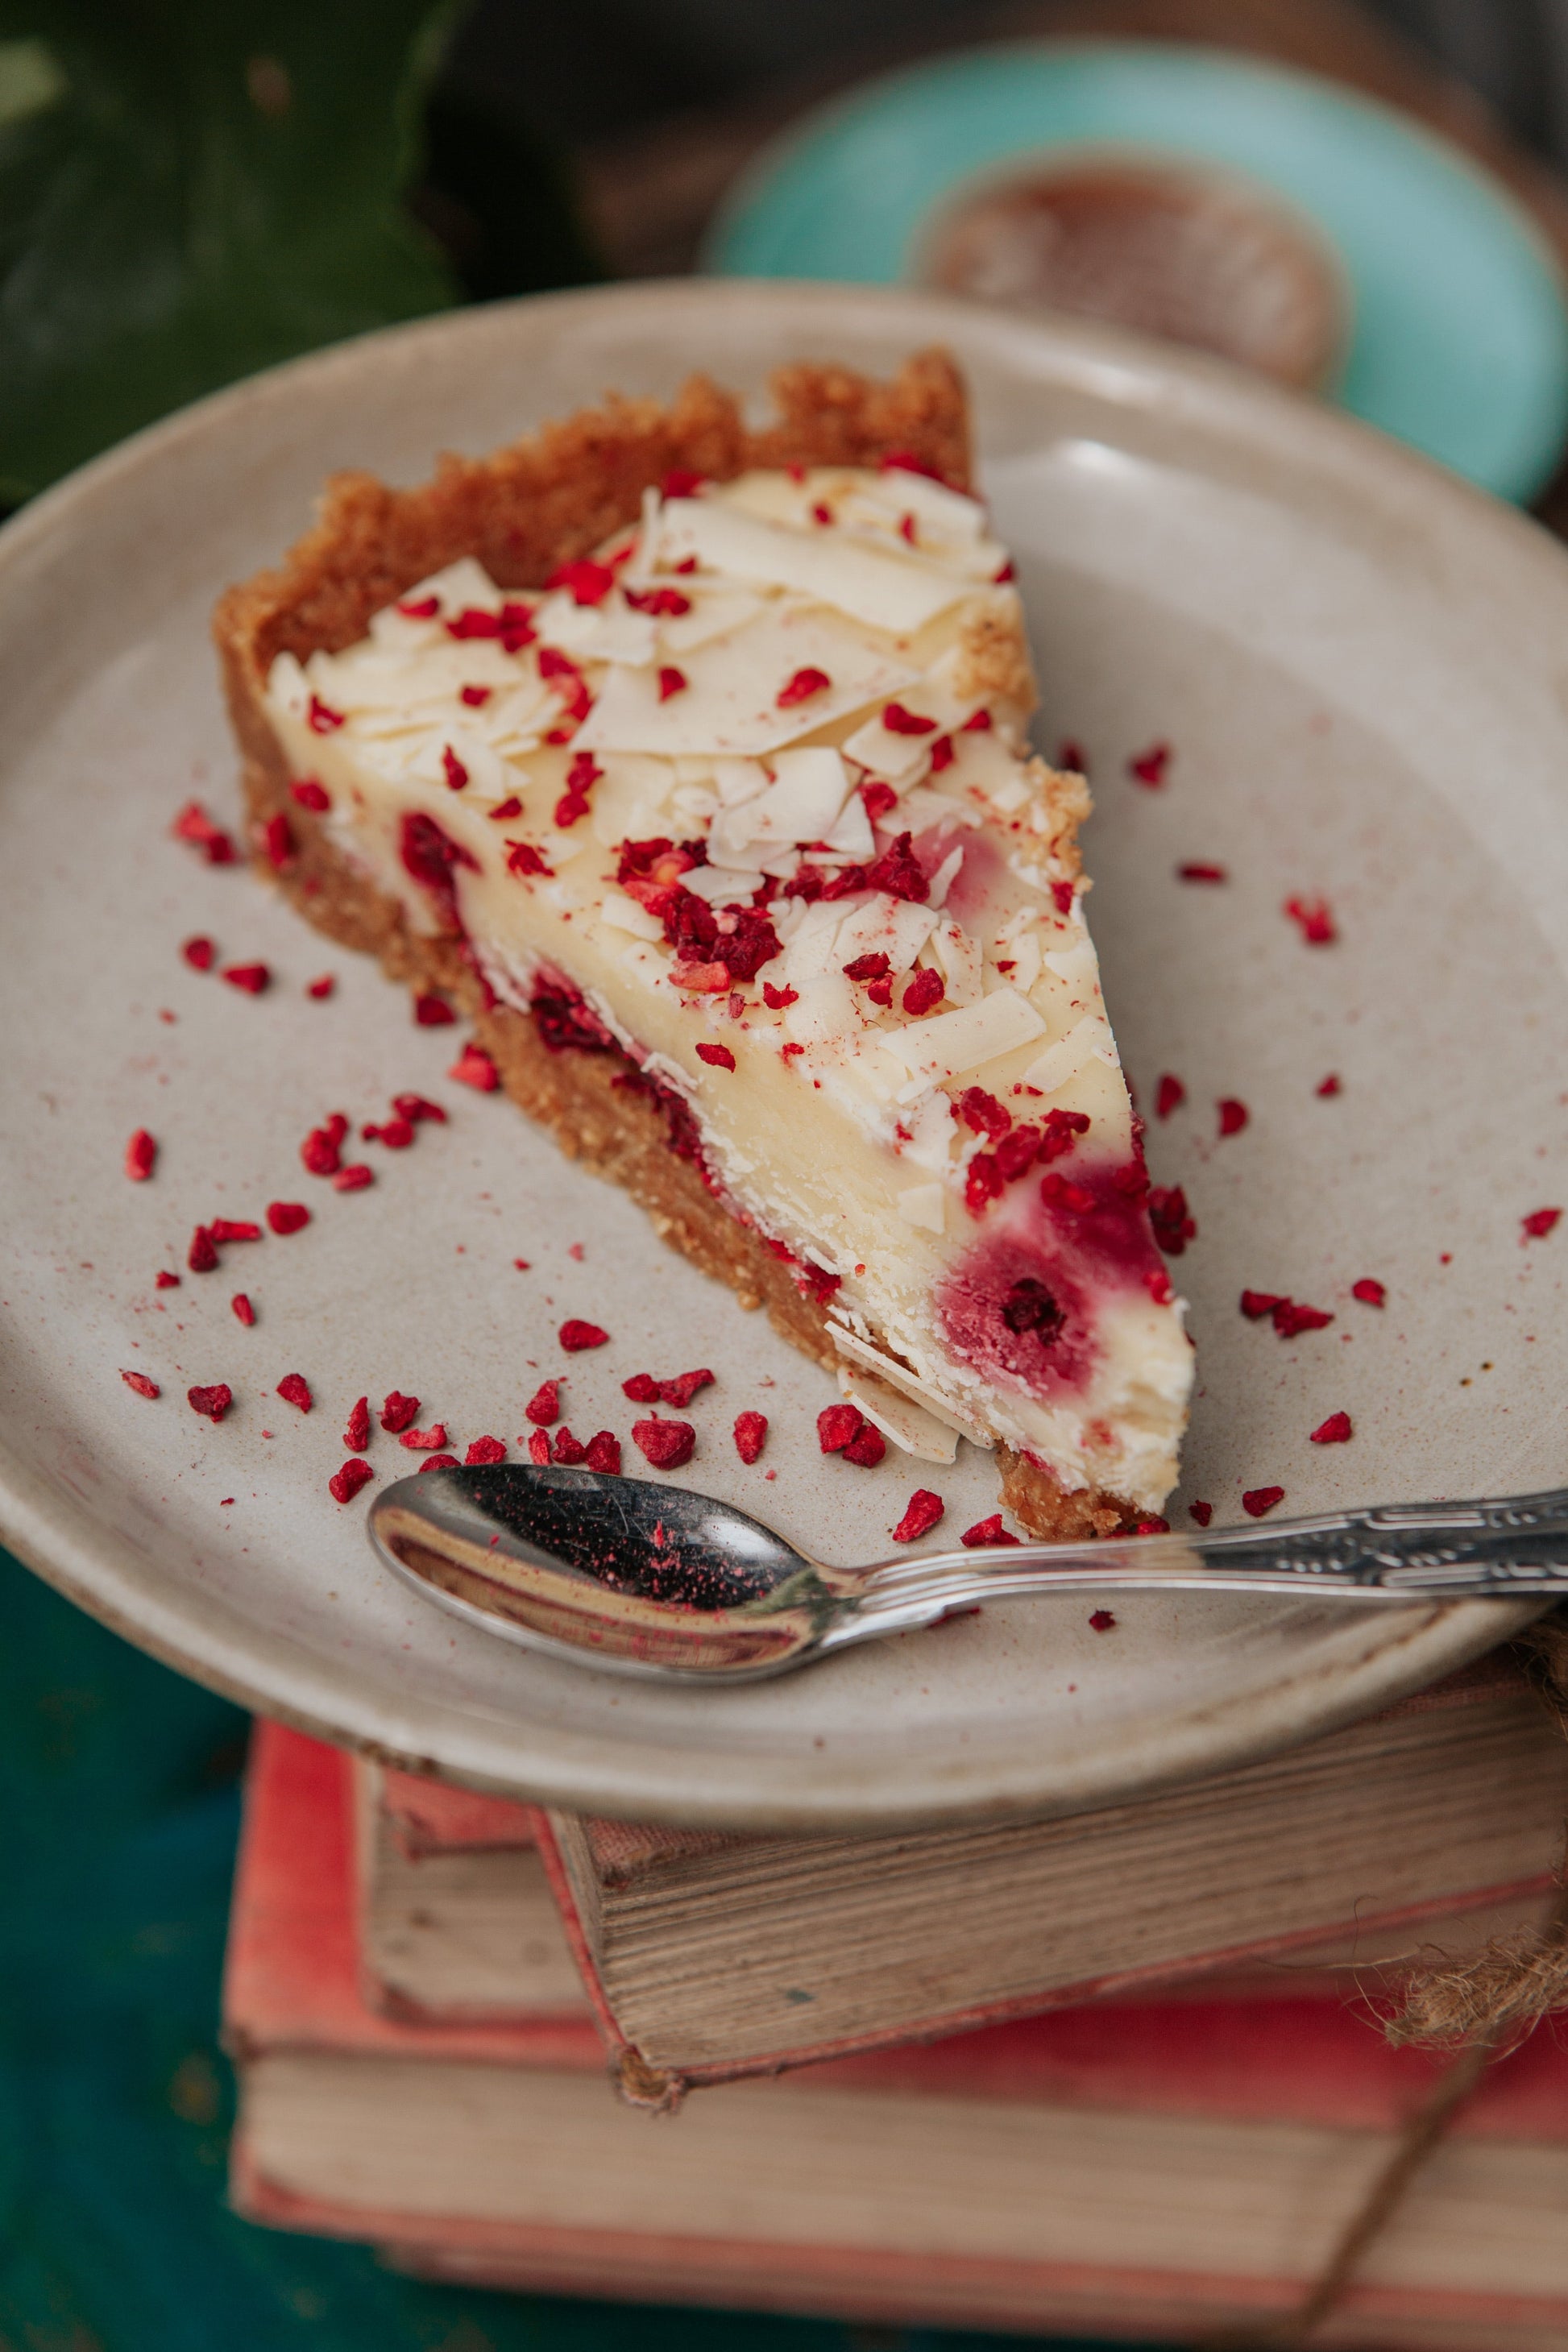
[707, 41, 1568, 503]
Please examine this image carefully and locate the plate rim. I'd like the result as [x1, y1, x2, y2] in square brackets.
[703, 35, 1568, 504]
[0, 276, 1555, 1829]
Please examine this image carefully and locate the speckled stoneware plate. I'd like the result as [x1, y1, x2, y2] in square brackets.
[0, 282, 1562, 1831]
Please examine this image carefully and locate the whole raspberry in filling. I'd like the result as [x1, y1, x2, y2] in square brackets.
[1001, 1278, 1064, 1338]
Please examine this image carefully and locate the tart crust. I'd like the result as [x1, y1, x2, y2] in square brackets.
[214, 354, 1135, 1542]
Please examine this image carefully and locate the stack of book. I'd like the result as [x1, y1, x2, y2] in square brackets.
[226, 1653, 1568, 2346]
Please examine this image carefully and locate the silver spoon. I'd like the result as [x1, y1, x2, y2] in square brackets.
[367, 1464, 1568, 1686]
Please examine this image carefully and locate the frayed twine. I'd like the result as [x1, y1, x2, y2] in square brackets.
[1379, 1613, 1568, 2050]
[1198, 1611, 1568, 2350]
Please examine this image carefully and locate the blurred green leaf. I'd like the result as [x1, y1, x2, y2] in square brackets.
[0, 2, 463, 504]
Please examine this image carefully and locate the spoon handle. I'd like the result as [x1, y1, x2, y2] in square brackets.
[848, 1486, 1568, 1627]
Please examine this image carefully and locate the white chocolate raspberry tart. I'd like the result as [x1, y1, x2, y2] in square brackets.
[215, 354, 1190, 1537]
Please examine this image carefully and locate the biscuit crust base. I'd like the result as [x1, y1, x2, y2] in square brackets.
[214, 354, 1136, 1543]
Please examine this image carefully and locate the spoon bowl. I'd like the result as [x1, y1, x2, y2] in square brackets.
[369, 1466, 1568, 1686]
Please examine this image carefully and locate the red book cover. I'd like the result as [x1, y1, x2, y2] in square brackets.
[227, 1723, 1568, 2347]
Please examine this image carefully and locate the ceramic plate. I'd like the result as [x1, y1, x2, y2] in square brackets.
[0, 282, 1562, 1831]
[707, 42, 1568, 504]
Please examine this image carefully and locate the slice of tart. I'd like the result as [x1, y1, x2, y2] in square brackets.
[214, 353, 1191, 1536]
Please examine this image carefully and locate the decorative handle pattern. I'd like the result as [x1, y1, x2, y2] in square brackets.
[850, 1487, 1568, 1627]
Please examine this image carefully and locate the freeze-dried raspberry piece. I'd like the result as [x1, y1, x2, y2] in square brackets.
[548, 557, 616, 605]
[1177, 861, 1226, 882]
[928, 735, 954, 772]
[267, 1201, 309, 1235]
[527, 1430, 551, 1466]
[400, 1424, 449, 1451]
[222, 962, 271, 994]
[1522, 1207, 1562, 1241]
[661, 468, 705, 497]
[332, 1165, 373, 1192]
[466, 1435, 507, 1464]
[960, 1514, 1021, 1548]
[621, 1374, 661, 1403]
[860, 780, 898, 823]
[842, 1425, 886, 1466]
[1316, 1073, 1342, 1097]
[777, 667, 830, 707]
[120, 1370, 161, 1400]
[306, 695, 343, 734]
[1273, 1300, 1333, 1338]
[212, 1218, 263, 1243]
[182, 935, 216, 970]
[263, 812, 294, 869]
[1041, 1172, 1097, 1215]
[657, 666, 688, 702]
[363, 1117, 416, 1150]
[623, 587, 691, 617]
[956, 1088, 1011, 1141]
[552, 1427, 587, 1466]
[1311, 1412, 1353, 1444]
[1240, 1290, 1287, 1320]
[343, 1396, 371, 1453]
[125, 1129, 156, 1181]
[1284, 895, 1337, 945]
[301, 1126, 342, 1176]
[1351, 1279, 1386, 1307]
[817, 1403, 863, 1454]
[1129, 742, 1169, 786]
[505, 840, 553, 878]
[414, 993, 456, 1027]
[188, 1383, 233, 1422]
[172, 800, 236, 864]
[417, 1455, 460, 1475]
[1188, 1501, 1213, 1528]
[1135, 1517, 1171, 1534]
[732, 1411, 768, 1464]
[891, 1490, 944, 1542]
[380, 1392, 420, 1433]
[882, 702, 937, 736]
[1217, 1098, 1249, 1137]
[393, 1094, 447, 1126]
[306, 974, 335, 1000]
[525, 1380, 561, 1426]
[276, 1374, 313, 1413]
[584, 1430, 622, 1475]
[329, 1459, 374, 1504]
[632, 1417, 696, 1469]
[1145, 1267, 1175, 1305]
[660, 1368, 714, 1409]
[902, 968, 944, 1016]
[231, 1293, 255, 1326]
[188, 1226, 218, 1273]
[1089, 1610, 1117, 1632]
[449, 1044, 500, 1091]
[1242, 1486, 1285, 1518]
[1155, 1074, 1184, 1120]
[864, 832, 929, 903]
[1147, 1186, 1196, 1255]
[844, 952, 891, 983]
[291, 778, 330, 811]
[695, 1042, 736, 1071]
[762, 982, 799, 1010]
[559, 1319, 608, 1353]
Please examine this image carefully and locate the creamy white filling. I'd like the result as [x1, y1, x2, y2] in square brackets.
[263, 464, 1190, 1508]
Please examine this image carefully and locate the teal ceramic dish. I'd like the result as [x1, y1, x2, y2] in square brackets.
[707, 40, 1568, 503]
